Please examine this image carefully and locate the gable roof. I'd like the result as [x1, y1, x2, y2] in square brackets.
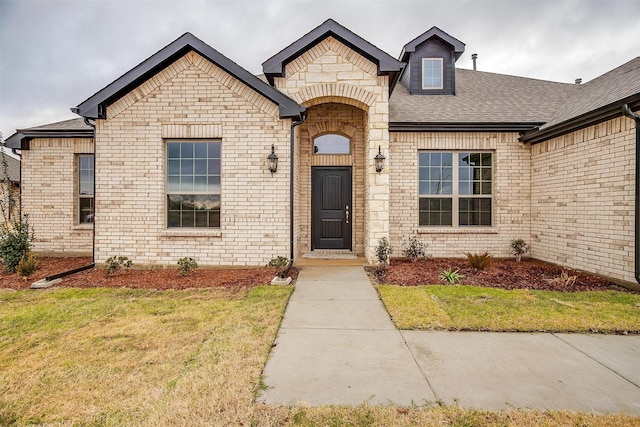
[521, 57, 640, 143]
[390, 69, 577, 131]
[399, 26, 465, 63]
[72, 33, 305, 120]
[4, 118, 93, 150]
[262, 19, 404, 92]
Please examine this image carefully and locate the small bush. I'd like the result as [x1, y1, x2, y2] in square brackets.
[439, 268, 463, 284]
[465, 251, 493, 271]
[510, 239, 529, 262]
[267, 256, 289, 268]
[552, 270, 578, 287]
[374, 237, 392, 268]
[177, 257, 198, 276]
[17, 252, 40, 278]
[401, 236, 427, 261]
[104, 256, 133, 277]
[0, 214, 34, 274]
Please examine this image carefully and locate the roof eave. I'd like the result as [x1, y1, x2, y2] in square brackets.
[74, 33, 305, 121]
[262, 20, 403, 92]
[389, 122, 543, 132]
[4, 129, 94, 150]
[520, 95, 640, 145]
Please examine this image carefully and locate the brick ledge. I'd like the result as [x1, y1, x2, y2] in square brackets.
[417, 228, 498, 235]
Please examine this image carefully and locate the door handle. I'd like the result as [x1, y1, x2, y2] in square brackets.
[345, 205, 350, 224]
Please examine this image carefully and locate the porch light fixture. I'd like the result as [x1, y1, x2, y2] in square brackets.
[374, 145, 385, 173]
[267, 144, 278, 174]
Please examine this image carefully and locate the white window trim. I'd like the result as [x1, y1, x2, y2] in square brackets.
[421, 58, 444, 90]
[418, 151, 494, 228]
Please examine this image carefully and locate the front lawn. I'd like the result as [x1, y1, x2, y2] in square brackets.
[378, 285, 640, 333]
[1, 286, 638, 426]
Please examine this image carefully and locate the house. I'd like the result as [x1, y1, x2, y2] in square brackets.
[5, 19, 640, 286]
[0, 152, 20, 223]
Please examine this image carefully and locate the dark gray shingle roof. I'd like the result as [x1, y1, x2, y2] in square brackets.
[390, 69, 578, 125]
[540, 57, 640, 130]
[1, 152, 20, 183]
[4, 118, 93, 150]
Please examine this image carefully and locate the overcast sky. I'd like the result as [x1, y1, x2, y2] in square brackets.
[1, 0, 639, 140]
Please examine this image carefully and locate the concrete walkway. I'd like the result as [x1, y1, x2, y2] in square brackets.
[259, 266, 640, 414]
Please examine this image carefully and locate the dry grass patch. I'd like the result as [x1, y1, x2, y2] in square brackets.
[0, 286, 291, 426]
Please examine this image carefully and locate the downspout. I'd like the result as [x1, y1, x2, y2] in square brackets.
[33, 118, 97, 286]
[280, 113, 307, 279]
[621, 104, 640, 284]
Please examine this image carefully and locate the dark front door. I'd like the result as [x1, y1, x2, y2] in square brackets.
[312, 167, 352, 250]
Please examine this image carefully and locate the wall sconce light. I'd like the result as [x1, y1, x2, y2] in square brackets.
[374, 145, 385, 173]
[267, 144, 278, 174]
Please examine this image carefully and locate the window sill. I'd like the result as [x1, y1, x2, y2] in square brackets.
[160, 229, 222, 238]
[417, 227, 498, 235]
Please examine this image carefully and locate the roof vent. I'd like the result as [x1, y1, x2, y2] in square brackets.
[471, 53, 478, 71]
[575, 78, 582, 85]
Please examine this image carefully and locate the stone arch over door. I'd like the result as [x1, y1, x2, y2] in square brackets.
[297, 101, 367, 255]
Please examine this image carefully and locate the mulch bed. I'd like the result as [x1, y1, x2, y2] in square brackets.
[369, 257, 633, 293]
[0, 257, 298, 291]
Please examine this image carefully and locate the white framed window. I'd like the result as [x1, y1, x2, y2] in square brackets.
[422, 58, 443, 90]
[418, 152, 493, 227]
[78, 154, 94, 224]
[166, 140, 221, 228]
[313, 134, 350, 155]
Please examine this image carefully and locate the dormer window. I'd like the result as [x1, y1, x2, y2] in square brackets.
[422, 58, 443, 90]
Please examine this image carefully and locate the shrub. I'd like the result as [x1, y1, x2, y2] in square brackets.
[0, 214, 34, 274]
[465, 251, 493, 271]
[17, 251, 40, 278]
[552, 270, 578, 287]
[510, 239, 529, 262]
[375, 237, 392, 268]
[104, 256, 133, 277]
[177, 257, 198, 276]
[267, 256, 289, 268]
[401, 236, 427, 261]
[439, 268, 463, 284]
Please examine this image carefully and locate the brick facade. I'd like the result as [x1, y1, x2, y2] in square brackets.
[22, 138, 94, 255]
[93, 51, 292, 266]
[273, 36, 390, 261]
[530, 116, 635, 283]
[389, 131, 531, 257]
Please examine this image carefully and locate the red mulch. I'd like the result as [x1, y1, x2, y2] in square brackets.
[0, 257, 298, 291]
[369, 257, 633, 293]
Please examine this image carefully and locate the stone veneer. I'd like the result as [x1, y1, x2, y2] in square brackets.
[389, 131, 531, 257]
[273, 36, 390, 261]
[530, 116, 635, 284]
[93, 51, 292, 265]
[22, 138, 94, 255]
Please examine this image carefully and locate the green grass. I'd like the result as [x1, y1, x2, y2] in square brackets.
[1, 286, 638, 426]
[378, 284, 640, 333]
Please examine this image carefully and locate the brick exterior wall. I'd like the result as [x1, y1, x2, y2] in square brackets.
[22, 138, 94, 255]
[273, 36, 390, 261]
[389, 131, 531, 257]
[93, 51, 292, 266]
[530, 116, 635, 284]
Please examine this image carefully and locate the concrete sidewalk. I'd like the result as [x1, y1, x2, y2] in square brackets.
[259, 266, 640, 414]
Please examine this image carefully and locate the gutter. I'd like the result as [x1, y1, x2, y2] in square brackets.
[280, 112, 307, 279]
[622, 104, 640, 284]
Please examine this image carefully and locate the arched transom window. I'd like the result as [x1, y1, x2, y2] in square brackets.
[313, 134, 350, 155]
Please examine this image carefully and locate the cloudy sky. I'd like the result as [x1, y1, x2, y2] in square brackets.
[1, 0, 639, 140]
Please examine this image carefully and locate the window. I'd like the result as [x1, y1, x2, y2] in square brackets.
[313, 134, 350, 154]
[166, 141, 221, 228]
[422, 58, 443, 90]
[78, 154, 94, 224]
[419, 152, 492, 227]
